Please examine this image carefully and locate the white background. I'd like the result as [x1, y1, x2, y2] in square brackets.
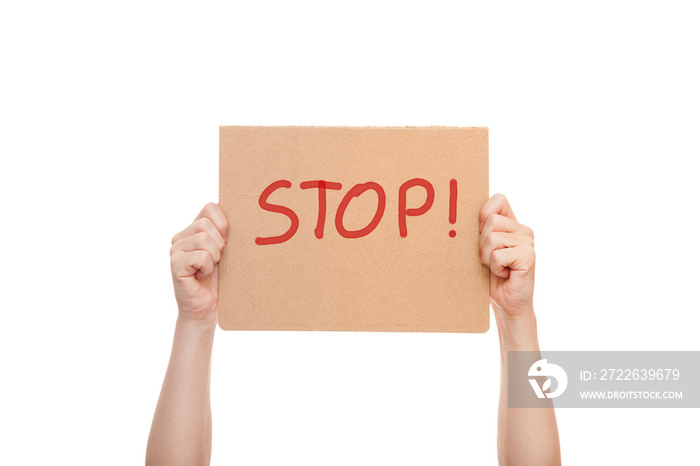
[1, 1, 698, 464]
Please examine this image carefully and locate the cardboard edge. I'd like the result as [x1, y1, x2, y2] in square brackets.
[218, 125, 228, 332]
[484, 127, 490, 333]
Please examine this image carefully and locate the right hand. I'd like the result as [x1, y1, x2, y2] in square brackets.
[170, 202, 228, 325]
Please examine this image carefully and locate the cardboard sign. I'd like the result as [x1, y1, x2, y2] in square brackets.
[219, 126, 489, 332]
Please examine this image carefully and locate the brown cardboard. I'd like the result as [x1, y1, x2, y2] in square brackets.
[219, 126, 489, 332]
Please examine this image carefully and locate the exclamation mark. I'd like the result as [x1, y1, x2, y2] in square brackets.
[449, 179, 457, 238]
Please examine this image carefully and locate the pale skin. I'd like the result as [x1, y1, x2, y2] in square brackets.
[146, 195, 561, 466]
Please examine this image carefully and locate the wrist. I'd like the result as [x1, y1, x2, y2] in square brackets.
[495, 310, 539, 352]
[175, 313, 217, 342]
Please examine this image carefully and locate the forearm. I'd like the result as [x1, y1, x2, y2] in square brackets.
[496, 310, 561, 466]
[146, 316, 216, 466]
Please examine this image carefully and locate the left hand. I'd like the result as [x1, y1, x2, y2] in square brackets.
[170, 202, 228, 325]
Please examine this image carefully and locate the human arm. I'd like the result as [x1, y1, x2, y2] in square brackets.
[479, 194, 561, 466]
[146, 203, 228, 466]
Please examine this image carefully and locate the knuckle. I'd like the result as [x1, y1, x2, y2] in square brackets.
[194, 217, 213, 232]
[483, 248, 493, 265]
[203, 202, 216, 216]
[484, 231, 498, 247]
[494, 193, 509, 209]
[518, 233, 534, 247]
[204, 248, 215, 262]
[202, 251, 215, 269]
[484, 213, 497, 229]
[524, 245, 536, 262]
[193, 230, 209, 246]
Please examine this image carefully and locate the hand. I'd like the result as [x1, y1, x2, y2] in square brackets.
[170, 203, 228, 325]
[479, 194, 536, 323]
